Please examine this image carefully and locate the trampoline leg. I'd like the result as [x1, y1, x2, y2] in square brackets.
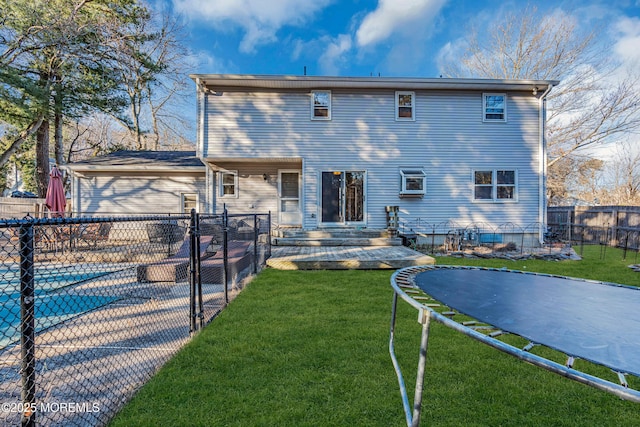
[390, 293, 433, 427]
[390, 292, 414, 427]
[412, 308, 431, 427]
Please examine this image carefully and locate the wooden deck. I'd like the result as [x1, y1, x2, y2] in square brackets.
[266, 245, 435, 270]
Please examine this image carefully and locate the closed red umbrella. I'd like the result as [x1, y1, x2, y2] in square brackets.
[45, 165, 66, 217]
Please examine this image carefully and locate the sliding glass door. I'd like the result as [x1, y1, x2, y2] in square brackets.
[321, 171, 365, 225]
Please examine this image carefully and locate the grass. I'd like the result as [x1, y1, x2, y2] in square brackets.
[109, 246, 640, 427]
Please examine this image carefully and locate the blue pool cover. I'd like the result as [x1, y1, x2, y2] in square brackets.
[0, 266, 121, 349]
[0, 294, 118, 349]
[414, 268, 640, 377]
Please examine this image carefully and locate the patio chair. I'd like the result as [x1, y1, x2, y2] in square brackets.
[77, 223, 112, 248]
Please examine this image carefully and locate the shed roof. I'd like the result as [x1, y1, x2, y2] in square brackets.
[66, 150, 205, 172]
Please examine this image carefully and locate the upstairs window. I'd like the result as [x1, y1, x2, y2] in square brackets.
[311, 90, 331, 120]
[219, 171, 238, 198]
[474, 169, 516, 201]
[400, 169, 426, 196]
[396, 91, 415, 121]
[483, 93, 506, 122]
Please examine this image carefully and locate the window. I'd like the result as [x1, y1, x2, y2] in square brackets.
[400, 169, 426, 196]
[396, 91, 415, 120]
[474, 170, 516, 201]
[181, 193, 198, 213]
[311, 90, 331, 120]
[219, 171, 238, 198]
[483, 93, 506, 122]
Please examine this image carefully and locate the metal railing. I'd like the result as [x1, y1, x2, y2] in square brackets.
[399, 218, 640, 261]
[0, 209, 271, 426]
[398, 219, 546, 255]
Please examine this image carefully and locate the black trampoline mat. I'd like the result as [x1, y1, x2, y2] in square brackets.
[414, 268, 640, 377]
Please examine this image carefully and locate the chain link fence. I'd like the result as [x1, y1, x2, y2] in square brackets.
[399, 217, 640, 261]
[0, 210, 270, 426]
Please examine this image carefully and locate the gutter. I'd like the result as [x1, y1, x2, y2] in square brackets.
[190, 74, 560, 92]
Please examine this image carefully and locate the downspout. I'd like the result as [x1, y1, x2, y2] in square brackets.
[538, 84, 554, 243]
[195, 78, 211, 213]
[195, 78, 206, 159]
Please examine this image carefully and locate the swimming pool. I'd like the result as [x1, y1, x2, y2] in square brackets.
[0, 264, 124, 349]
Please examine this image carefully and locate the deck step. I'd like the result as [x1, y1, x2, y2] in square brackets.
[271, 228, 401, 247]
[272, 237, 402, 246]
[267, 246, 435, 270]
[272, 228, 392, 238]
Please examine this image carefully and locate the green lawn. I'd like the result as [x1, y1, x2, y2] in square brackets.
[110, 246, 640, 426]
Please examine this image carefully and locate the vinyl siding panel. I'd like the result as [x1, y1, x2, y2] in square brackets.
[210, 161, 301, 219]
[76, 172, 205, 214]
[203, 88, 542, 228]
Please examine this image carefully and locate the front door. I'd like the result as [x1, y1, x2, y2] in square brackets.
[279, 170, 302, 225]
[321, 171, 365, 225]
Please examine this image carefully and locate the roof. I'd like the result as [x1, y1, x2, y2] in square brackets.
[190, 74, 559, 93]
[66, 150, 205, 173]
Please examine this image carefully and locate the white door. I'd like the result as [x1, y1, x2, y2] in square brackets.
[279, 170, 302, 225]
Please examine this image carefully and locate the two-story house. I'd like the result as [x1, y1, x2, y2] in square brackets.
[191, 74, 557, 239]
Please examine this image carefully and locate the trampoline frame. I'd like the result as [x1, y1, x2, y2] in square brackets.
[389, 265, 640, 427]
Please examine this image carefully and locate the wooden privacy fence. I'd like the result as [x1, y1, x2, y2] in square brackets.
[0, 197, 46, 218]
[548, 206, 640, 229]
[548, 206, 640, 251]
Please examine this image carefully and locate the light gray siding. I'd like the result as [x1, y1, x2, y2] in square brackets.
[75, 172, 205, 215]
[203, 88, 542, 228]
[209, 161, 301, 217]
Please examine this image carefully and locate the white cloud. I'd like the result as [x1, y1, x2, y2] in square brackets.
[613, 16, 640, 70]
[173, 0, 332, 53]
[355, 0, 447, 48]
[435, 39, 465, 76]
[318, 34, 353, 75]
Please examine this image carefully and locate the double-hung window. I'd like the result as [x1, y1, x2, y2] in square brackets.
[474, 170, 516, 201]
[311, 90, 331, 120]
[181, 193, 198, 213]
[396, 91, 415, 120]
[483, 93, 506, 122]
[219, 171, 238, 198]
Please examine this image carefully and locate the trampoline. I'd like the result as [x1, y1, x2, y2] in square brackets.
[389, 265, 640, 427]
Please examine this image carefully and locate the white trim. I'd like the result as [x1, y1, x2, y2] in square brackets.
[278, 169, 302, 225]
[483, 93, 507, 122]
[539, 85, 553, 242]
[196, 78, 206, 157]
[311, 90, 331, 120]
[218, 170, 238, 198]
[472, 169, 518, 203]
[395, 91, 415, 121]
[181, 193, 199, 213]
[400, 168, 426, 196]
[191, 74, 559, 92]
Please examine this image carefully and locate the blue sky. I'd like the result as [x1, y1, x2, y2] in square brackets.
[153, 0, 640, 78]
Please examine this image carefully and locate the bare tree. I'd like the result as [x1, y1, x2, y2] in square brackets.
[440, 5, 640, 202]
[591, 140, 640, 205]
[109, 10, 193, 150]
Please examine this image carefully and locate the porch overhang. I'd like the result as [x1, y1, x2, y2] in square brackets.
[201, 157, 303, 169]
